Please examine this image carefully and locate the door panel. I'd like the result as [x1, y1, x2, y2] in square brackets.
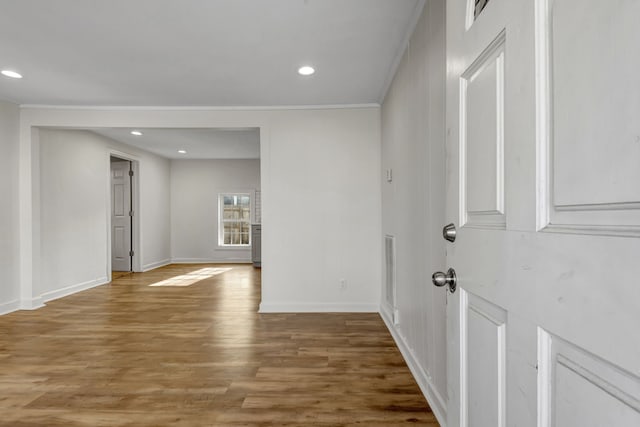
[463, 291, 507, 427]
[111, 159, 131, 272]
[538, 0, 640, 234]
[113, 225, 126, 261]
[460, 32, 506, 229]
[539, 330, 640, 427]
[445, 0, 640, 426]
[113, 183, 125, 216]
[551, 0, 640, 207]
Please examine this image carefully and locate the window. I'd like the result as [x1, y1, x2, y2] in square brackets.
[219, 194, 251, 246]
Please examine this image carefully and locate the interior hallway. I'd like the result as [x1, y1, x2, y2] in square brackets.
[0, 264, 438, 426]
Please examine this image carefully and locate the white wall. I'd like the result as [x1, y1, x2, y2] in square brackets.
[380, 1, 447, 423]
[171, 159, 260, 263]
[262, 108, 381, 312]
[36, 129, 171, 300]
[38, 130, 109, 299]
[0, 101, 20, 314]
[18, 106, 381, 313]
[137, 146, 171, 270]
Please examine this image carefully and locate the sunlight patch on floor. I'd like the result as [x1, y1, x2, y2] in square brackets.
[149, 267, 232, 287]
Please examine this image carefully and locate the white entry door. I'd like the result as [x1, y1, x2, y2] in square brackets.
[443, 0, 640, 426]
[110, 158, 132, 272]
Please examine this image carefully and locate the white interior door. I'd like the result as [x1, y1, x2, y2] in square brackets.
[443, 0, 640, 426]
[110, 158, 131, 272]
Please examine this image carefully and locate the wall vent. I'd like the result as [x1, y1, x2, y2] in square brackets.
[385, 235, 399, 324]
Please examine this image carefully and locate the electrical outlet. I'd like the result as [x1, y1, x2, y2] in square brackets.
[339, 278, 347, 291]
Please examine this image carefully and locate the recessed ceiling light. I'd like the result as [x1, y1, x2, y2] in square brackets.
[130, 130, 143, 136]
[298, 66, 315, 76]
[178, 150, 187, 154]
[1, 70, 22, 79]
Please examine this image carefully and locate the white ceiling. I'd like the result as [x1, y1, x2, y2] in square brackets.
[92, 128, 260, 159]
[0, 0, 423, 107]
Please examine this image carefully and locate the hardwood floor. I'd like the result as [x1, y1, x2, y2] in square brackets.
[0, 264, 439, 426]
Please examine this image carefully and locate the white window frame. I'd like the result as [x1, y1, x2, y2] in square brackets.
[218, 193, 252, 247]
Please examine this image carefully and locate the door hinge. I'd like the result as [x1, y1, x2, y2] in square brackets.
[129, 250, 135, 257]
[129, 170, 134, 177]
[129, 210, 134, 217]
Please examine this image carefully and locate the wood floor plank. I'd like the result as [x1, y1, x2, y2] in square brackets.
[0, 264, 439, 426]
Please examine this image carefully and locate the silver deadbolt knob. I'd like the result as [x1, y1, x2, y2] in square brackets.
[442, 223, 456, 242]
[432, 268, 457, 293]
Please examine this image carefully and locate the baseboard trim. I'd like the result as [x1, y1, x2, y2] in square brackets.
[259, 302, 379, 313]
[171, 258, 251, 265]
[40, 277, 109, 303]
[380, 301, 401, 326]
[19, 296, 45, 310]
[142, 259, 171, 272]
[0, 299, 21, 315]
[380, 308, 447, 427]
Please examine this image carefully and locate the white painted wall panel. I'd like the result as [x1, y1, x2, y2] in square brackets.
[262, 108, 381, 312]
[138, 148, 171, 270]
[0, 101, 20, 313]
[37, 129, 171, 298]
[170, 159, 260, 263]
[39, 130, 109, 297]
[380, 1, 447, 423]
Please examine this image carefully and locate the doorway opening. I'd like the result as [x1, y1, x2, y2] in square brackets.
[109, 154, 140, 277]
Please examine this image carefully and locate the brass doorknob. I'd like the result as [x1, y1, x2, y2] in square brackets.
[432, 268, 457, 293]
